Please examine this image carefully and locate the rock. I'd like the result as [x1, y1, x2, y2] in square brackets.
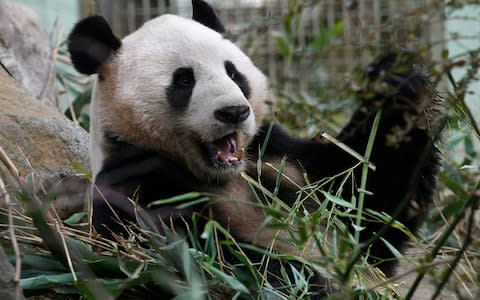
[0, 1, 57, 107]
[0, 67, 90, 217]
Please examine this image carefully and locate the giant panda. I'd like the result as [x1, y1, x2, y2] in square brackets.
[67, 0, 440, 297]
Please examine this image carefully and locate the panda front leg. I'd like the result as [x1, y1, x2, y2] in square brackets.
[254, 51, 441, 274]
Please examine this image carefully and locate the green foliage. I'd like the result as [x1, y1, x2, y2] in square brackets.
[63, 88, 92, 132]
[272, 2, 353, 136]
[5, 168, 405, 299]
[54, 34, 92, 131]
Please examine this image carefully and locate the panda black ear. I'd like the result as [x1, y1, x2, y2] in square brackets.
[192, 0, 225, 33]
[68, 16, 121, 75]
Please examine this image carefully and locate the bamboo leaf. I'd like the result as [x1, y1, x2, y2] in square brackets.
[21, 273, 75, 290]
[148, 192, 203, 207]
[206, 265, 250, 294]
[321, 191, 354, 209]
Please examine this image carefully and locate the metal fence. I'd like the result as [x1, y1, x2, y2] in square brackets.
[88, 0, 444, 88]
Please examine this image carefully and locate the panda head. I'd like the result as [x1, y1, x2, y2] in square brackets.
[68, 0, 269, 180]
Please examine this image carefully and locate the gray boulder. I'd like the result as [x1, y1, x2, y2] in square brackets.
[0, 1, 57, 107]
[0, 66, 90, 217]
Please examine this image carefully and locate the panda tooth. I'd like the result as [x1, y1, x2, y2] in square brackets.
[236, 148, 245, 160]
[216, 151, 226, 162]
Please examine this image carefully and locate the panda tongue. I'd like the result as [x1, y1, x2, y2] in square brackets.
[215, 135, 237, 163]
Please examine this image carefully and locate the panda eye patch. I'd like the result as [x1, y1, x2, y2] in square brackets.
[226, 66, 235, 80]
[172, 67, 195, 88]
[225, 61, 251, 99]
[225, 61, 238, 80]
[167, 67, 195, 109]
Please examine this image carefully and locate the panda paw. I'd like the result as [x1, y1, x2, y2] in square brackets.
[356, 49, 434, 114]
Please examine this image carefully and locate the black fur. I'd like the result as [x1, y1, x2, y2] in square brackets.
[93, 150, 200, 236]
[192, 0, 225, 33]
[225, 60, 252, 99]
[166, 67, 196, 109]
[68, 16, 121, 75]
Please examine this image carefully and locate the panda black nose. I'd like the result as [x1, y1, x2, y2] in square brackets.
[214, 105, 250, 124]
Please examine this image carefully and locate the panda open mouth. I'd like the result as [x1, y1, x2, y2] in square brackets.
[204, 133, 245, 168]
